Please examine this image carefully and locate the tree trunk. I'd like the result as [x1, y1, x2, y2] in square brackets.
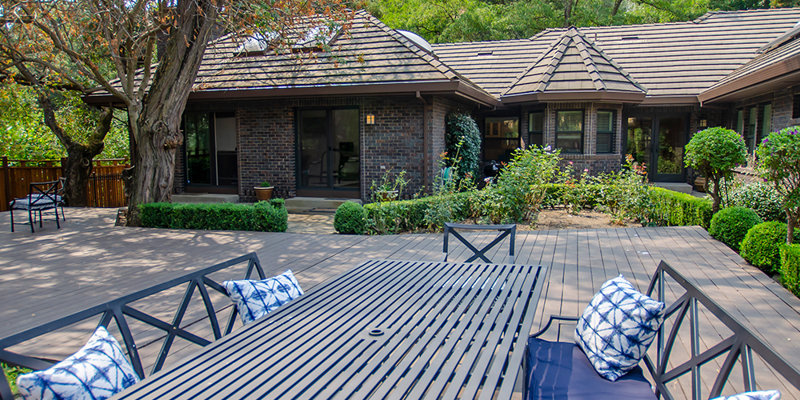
[123, 0, 220, 225]
[708, 176, 722, 214]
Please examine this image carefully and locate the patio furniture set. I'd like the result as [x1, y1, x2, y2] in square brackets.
[1, 225, 799, 399]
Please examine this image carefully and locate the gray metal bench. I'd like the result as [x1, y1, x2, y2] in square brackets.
[0, 253, 265, 399]
[526, 260, 800, 400]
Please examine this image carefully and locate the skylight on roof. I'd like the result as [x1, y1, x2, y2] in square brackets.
[293, 24, 341, 50]
[235, 32, 279, 56]
[397, 30, 433, 53]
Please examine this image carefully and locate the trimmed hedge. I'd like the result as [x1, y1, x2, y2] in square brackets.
[641, 187, 713, 229]
[708, 206, 763, 251]
[334, 202, 367, 234]
[139, 199, 287, 232]
[364, 192, 473, 234]
[740, 221, 800, 274]
[780, 244, 800, 297]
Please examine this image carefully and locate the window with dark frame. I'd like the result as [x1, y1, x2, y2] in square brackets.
[555, 110, 584, 154]
[528, 112, 544, 147]
[484, 117, 520, 162]
[737, 103, 773, 154]
[794, 94, 800, 119]
[596, 110, 615, 154]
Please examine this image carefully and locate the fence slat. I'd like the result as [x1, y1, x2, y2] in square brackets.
[0, 159, 129, 211]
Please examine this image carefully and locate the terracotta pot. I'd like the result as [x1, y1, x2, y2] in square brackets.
[694, 177, 707, 193]
[254, 186, 274, 201]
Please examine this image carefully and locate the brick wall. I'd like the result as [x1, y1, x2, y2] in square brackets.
[178, 95, 465, 202]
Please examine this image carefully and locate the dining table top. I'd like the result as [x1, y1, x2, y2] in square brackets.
[116, 259, 547, 400]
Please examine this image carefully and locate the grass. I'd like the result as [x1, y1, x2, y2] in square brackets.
[2, 362, 30, 396]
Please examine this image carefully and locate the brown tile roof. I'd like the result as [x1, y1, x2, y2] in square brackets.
[700, 31, 800, 103]
[502, 27, 645, 103]
[86, 10, 498, 106]
[432, 8, 800, 102]
[188, 10, 495, 104]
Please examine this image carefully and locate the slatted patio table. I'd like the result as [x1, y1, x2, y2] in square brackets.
[116, 259, 547, 400]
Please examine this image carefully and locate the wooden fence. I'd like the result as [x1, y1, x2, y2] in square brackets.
[0, 158, 129, 212]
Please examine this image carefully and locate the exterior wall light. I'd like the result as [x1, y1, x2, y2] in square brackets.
[699, 119, 708, 128]
[365, 114, 375, 125]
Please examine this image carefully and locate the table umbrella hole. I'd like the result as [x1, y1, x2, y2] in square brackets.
[369, 329, 384, 337]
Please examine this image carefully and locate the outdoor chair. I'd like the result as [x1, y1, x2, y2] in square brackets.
[442, 222, 516, 264]
[9, 178, 65, 233]
[524, 261, 800, 400]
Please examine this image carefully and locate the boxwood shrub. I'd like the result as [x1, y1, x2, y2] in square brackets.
[708, 206, 762, 251]
[139, 199, 287, 232]
[334, 202, 367, 234]
[640, 187, 713, 228]
[780, 244, 800, 297]
[364, 192, 473, 234]
[740, 221, 800, 274]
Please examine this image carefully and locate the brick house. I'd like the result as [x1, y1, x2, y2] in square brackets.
[95, 8, 800, 201]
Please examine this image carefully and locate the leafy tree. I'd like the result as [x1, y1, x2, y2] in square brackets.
[368, 0, 713, 43]
[1, 0, 350, 223]
[684, 127, 747, 214]
[0, 83, 129, 160]
[756, 127, 800, 244]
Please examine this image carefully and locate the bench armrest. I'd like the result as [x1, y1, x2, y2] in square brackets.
[531, 315, 579, 339]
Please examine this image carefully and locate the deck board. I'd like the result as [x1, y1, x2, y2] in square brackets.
[1, 209, 800, 398]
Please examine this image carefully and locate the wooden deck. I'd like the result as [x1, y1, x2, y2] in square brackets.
[2, 208, 800, 398]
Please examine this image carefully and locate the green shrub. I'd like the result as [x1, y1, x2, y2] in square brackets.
[2, 362, 29, 396]
[640, 187, 713, 228]
[780, 244, 800, 297]
[730, 182, 786, 222]
[334, 202, 367, 234]
[364, 192, 473, 234]
[684, 127, 747, 213]
[708, 206, 763, 251]
[138, 200, 287, 232]
[445, 113, 482, 183]
[740, 221, 800, 274]
[757, 126, 800, 244]
[487, 146, 562, 223]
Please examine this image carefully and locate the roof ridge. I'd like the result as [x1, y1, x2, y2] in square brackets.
[568, 28, 606, 91]
[357, 11, 454, 78]
[356, 10, 496, 99]
[501, 32, 567, 96]
[570, 27, 646, 93]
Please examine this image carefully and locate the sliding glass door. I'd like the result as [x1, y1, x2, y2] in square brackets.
[298, 108, 360, 196]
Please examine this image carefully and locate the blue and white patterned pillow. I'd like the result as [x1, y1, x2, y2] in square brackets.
[223, 270, 303, 325]
[574, 275, 665, 381]
[711, 390, 781, 400]
[16, 326, 140, 400]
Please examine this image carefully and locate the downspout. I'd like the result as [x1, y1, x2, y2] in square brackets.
[416, 91, 430, 191]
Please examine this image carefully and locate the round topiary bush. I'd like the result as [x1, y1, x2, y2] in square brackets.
[684, 127, 747, 213]
[730, 182, 785, 222]
[334, 202, 367, 234]
[709, 207, 762, 251]
[740, 221, 800, 274]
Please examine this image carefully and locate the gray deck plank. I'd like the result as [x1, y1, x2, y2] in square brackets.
[2, 210, 800, 399]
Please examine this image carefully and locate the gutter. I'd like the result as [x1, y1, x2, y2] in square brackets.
[416, 91, 431, 191]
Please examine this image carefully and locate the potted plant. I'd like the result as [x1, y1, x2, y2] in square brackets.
[254, 181, 274, 201]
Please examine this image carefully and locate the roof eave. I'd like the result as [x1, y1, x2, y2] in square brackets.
[640, 95, 699, 105]
[500, 90, 645, 104]
[85, 80, 501, 108]
[699, 55, 800, 104]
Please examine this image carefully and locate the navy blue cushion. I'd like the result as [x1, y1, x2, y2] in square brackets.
[526, 337, 656, 400]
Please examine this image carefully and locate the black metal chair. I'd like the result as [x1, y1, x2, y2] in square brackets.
[9, 179, 65, 233]
[442, 222, 516, 264]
